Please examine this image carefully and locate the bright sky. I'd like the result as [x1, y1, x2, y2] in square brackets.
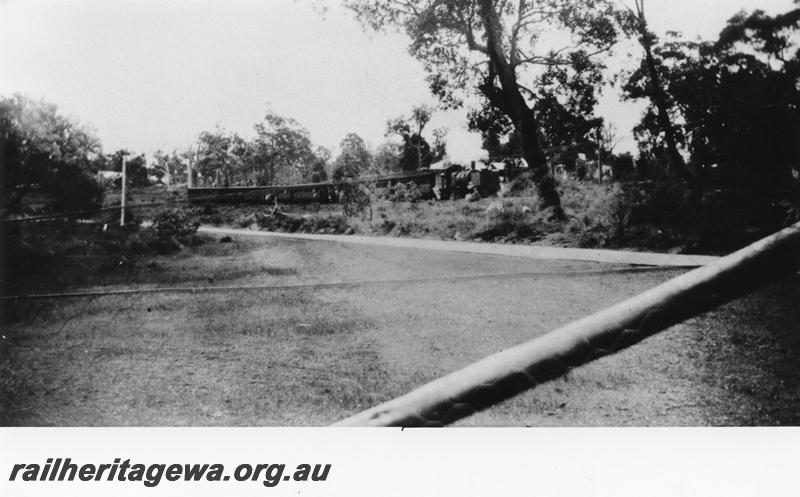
[0, 0, 795, 158]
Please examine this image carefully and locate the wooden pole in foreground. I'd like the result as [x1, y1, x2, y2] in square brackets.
[334, 222, 800, 427]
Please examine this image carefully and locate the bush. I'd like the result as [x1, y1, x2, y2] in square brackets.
[152, 208, 199, 242]
[103, 205, 140, 231]
[45, 163, 105, 215]
[500, 172, 537, 198]
[624, 180, 693, 226]
[338, 182, 372, 218]
[558, 179, 628, 247]
[469, 203, 544, 242]
[389, 182, 423, 203]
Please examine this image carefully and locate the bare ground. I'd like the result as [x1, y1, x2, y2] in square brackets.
[2, 234, 799, 426]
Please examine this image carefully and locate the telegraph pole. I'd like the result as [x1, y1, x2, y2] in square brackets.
[188, 148, 195, 188]
[120, 154, 128, 227]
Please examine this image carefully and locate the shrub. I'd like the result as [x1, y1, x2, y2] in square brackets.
[469, 203, 543, 242]
[559, 180, 630, 247]
[103, 205, 140, 231]
[201, 203, 217, 215]
[338, 182, 372, 218]
[305, 213, 352, 233]
[625, 180, 693, 226]
[152, 208, 199, 242]
[389, 182, 423, 203]
[501, 172, 537, 198]
[45, 163, 105, 215]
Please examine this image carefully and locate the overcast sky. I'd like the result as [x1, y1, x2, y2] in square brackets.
[1, 0, 795, 159]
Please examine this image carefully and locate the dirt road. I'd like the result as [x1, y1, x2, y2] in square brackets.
[4, 232, 799, 426]
[199, 226, 721, 267]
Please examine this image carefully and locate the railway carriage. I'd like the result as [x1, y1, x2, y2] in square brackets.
[188, 166, 501, 205]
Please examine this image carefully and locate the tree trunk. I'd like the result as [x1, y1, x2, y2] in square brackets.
[416, 136, 422, 170]
[516, 102, 561, 211]
[635, 4, 694, 184]
[269, 158, 275, 185]
[476, 0, 562, 214]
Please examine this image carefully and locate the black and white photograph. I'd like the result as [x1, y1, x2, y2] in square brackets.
[1, 0, 799, 434]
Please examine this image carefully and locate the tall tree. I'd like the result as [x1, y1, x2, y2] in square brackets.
[108, 150, 149, 187]
[1, 94, 103, 213]
[370, 141, 404, 175]
[624, 4, 800, 187]
[623, 0, 694, 184]
[332, 133, 372, 181]
[386, 104, 436, 170]
[250, 113, 316, 185]
[152, 150, 189, 186]
[305, 146, 331, 183]
[347, 0, 628, 212]
[196, 127, 243, 187]
[467, 100, 518, 159]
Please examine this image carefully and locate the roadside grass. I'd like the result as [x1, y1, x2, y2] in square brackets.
[3, 230, 799, 426]
[0, 224, 396, 425]
[1, 289, 390, 426]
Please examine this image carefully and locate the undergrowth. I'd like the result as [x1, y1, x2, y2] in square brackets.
[191, 176, 797, 254]
[2, 207, 208, 299]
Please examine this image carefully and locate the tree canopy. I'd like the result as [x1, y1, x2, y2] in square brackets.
[195, 127, 248, 187]
[332, 133, 372, 181]
[152, 150, 190, 186]
[385, 104, 446, 170]
[346, 0, 630, 211]
[108, 150, 149, 187]
[251, 113, 316, 185]
[623, 3, 800, 187]
[192, 113, 320, 187]
[1, 94, 104, 214]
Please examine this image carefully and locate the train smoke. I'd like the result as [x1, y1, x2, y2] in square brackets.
[444, 127, 488, 166]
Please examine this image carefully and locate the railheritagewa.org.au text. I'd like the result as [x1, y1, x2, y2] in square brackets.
[9, 458, 331, 488]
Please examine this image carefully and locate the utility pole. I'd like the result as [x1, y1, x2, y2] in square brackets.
[120, 154, 128, 227]
[188, 148, 195, 188]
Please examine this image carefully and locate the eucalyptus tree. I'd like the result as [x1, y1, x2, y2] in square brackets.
[152, 150, 189, 185]
[370, 141, 403, 175]
[332, 133, 372, 181]
[1, 94, 104, 213]
[196, 127, 244, 187]
[250, 113, 316, 185]
[108, 150, 149, 187]
[622, 0, 693, 184]
[346, 0, 630, 212]
[386, 104, 438, 170]
[624, 3, 800, 186]
[306, 146, 331, 183]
